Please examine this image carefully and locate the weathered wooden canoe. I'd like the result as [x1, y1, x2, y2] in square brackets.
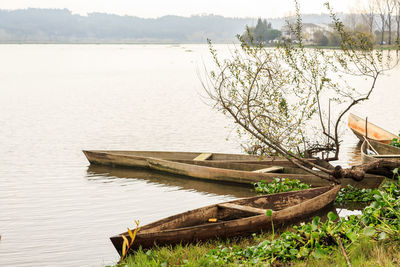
[82, 150, 314, 169]
[110, 185, 340, 254]
[348, 113, 397, 144]
[361, 139, 400, 177]
[146, 157, 384, 188]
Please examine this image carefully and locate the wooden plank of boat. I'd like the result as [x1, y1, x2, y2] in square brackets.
[146, 157, 383, 188]
[193, 153, 213, 161]
[361, 139, 400, 177]
[348, 113, 397, 144]
[110, 185, 340, 255]
[173, 159, 314, 170]
[217, 203, 267, 214]
[82, 150, 315, 170]
[252, 166, 284, 173]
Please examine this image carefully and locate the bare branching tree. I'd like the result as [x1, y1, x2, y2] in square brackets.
[361, 0, 376, 35]
[376, 0, 388, 44]
[203, 1, 399, 184]
[385, 0, 396, 45]
[395, 0, 400, 42]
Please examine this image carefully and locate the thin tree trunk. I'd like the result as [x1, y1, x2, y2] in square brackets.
[388, 14, 392, 44]
[381, 14, 386, 44]
[397, 20, 400, 43]
[397, 4, 400, 43]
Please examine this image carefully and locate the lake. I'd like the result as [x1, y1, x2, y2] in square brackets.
[0, 44, 399, 266]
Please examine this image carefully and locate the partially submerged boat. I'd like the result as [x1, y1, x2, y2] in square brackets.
[82, 150, 314, 169]
[361, 139, 400, 177]
[146, 157, 384, 188]
[110, 185, 340, 254]
[348, 113, 397, 144]
[83, 150, 384, 188]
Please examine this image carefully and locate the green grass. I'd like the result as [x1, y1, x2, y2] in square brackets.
[117, 235, 260, 266]
[115, 234, 400, 266]
[294, 238, 400, 267]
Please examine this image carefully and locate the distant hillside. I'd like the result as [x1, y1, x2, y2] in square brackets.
[0, 9, 345, 44]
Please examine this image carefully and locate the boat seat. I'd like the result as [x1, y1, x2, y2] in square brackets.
[252, 166, 284, 173]
[193, 153, 213, 161]
[217, 203, 267, 215]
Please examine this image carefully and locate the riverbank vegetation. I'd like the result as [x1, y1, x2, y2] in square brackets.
[116, 173, 400, 266]
[390, 133, 400, 148]
[117, 235, 400, 266]
[243, 0, 400, 48]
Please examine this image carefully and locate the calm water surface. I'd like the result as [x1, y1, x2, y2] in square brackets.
[0, 44, 399, 266]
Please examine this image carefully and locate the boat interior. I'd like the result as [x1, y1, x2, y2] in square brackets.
[89, 150, 262, 160]
[129, 187, 331, 234]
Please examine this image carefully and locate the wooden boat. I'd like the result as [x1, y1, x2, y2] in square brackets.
[146, 157, 384, 188]
[110, 185, 340, 254]
[361, 139, 400, 177]
[82, 150, 315, 169]
[348, 113, 397, 144]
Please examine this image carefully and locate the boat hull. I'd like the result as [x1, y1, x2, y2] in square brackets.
[147, 157, 383, 189]
[348, 113, 396, 144]
[110, 186, 340, 254]
[82, 150, 314, 169]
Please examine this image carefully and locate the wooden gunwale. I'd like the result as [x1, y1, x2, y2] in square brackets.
[361, 139, 400, 163]
[82, 150, 315, 170]
[348, 113, 397, 144]
[110, 185, 340, 254]
[146, 157, 384, 189]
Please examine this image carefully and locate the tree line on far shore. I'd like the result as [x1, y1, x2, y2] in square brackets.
[243, 0, 400, 47]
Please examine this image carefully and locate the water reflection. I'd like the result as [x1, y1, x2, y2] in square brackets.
[87, 165, 362, 217]
[337, 208, 362, 217]
[86, 165, 256, 198]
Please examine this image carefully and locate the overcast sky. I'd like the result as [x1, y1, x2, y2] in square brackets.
[1, 0, 364, 18]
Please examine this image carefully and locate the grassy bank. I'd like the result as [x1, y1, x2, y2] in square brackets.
[116, 233, 400, 266]
[113, 177, 400, 266]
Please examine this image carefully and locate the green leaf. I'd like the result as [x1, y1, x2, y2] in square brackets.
[290, 248, 298, 256]
[327, 211, 338, 222]
[311, 232, 320, 239]
[313, 248, 326, 259]
[362, 226, 376, 237]
[346, 232, 358, 242]
[346, 231, 358, 242]
[266, 209, 273, 217]
[299, 246, 309, 257]
[378, 232, 387, 240]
